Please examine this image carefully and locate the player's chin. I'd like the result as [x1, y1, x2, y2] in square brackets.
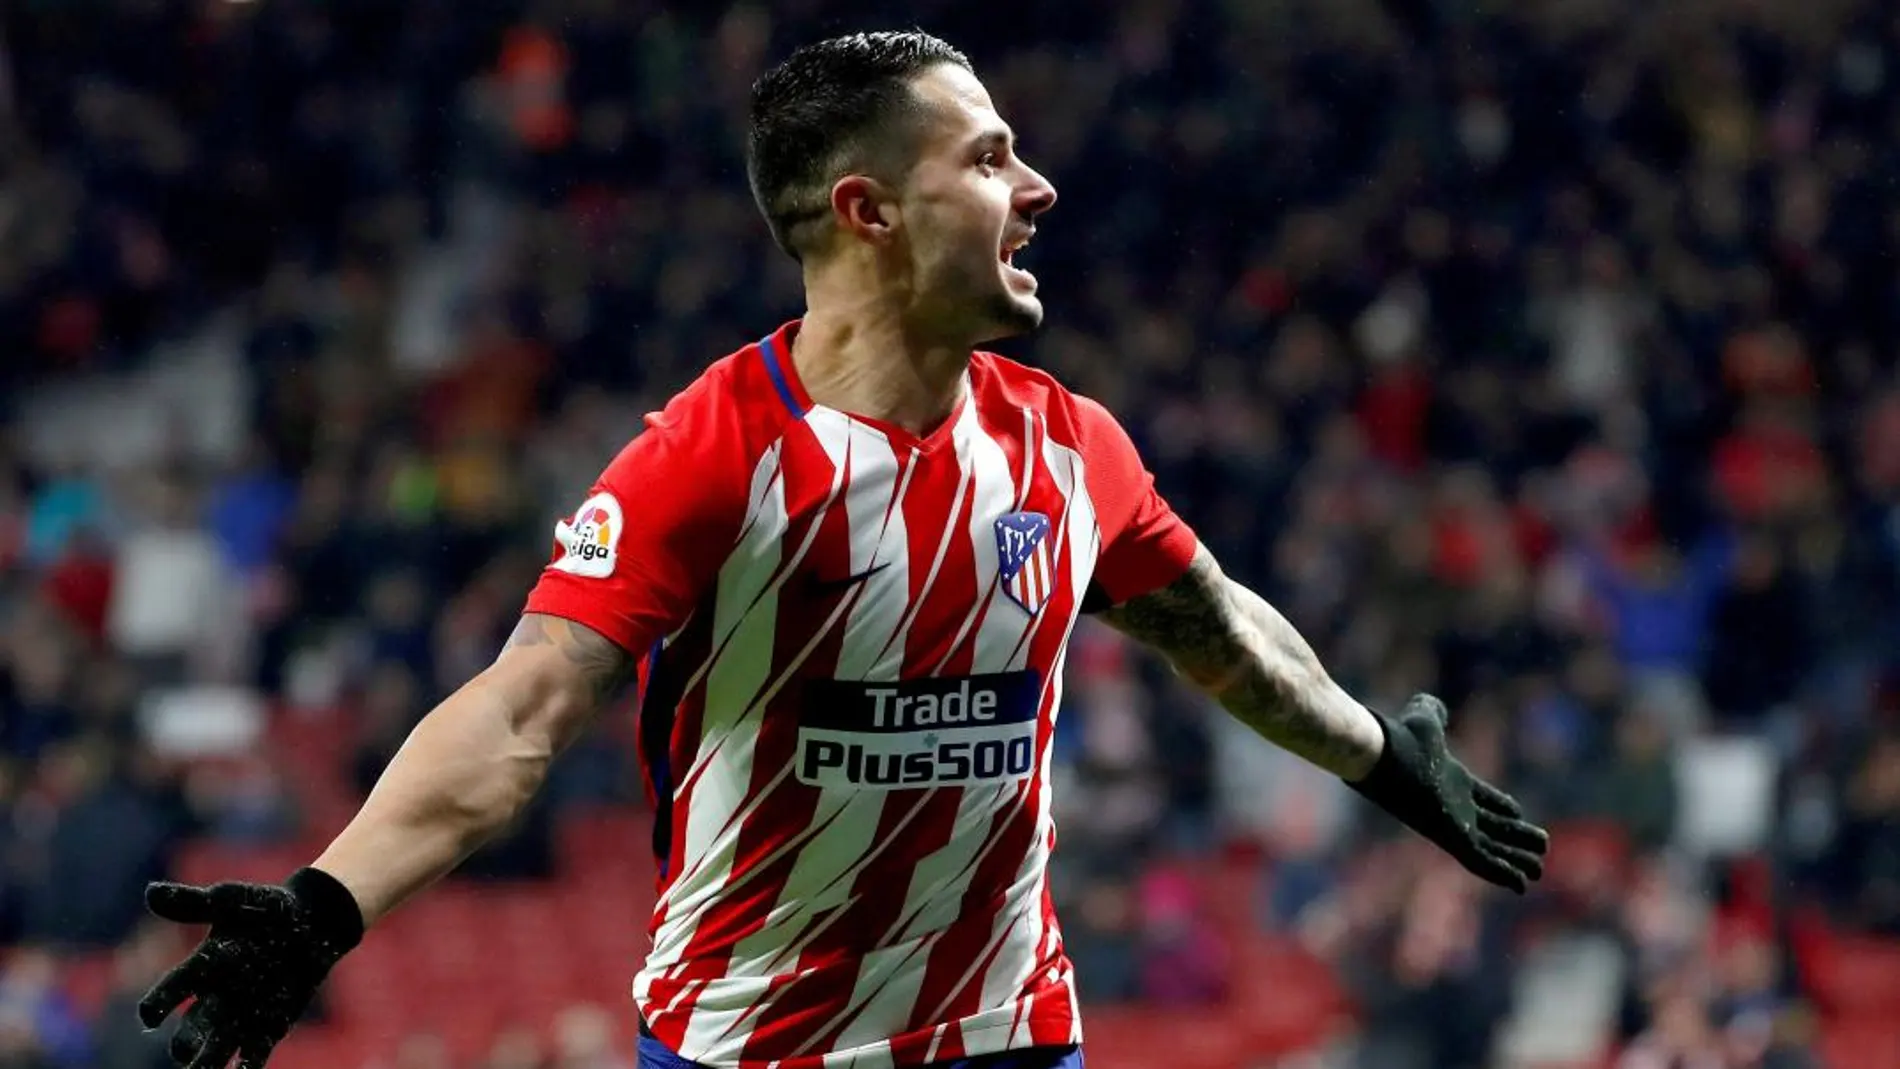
[975, 292, 1044, 343]
[1000, 259, 1040, 298]
[994, 267, 1045, 321]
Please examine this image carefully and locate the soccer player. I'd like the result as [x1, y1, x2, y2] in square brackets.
[137, 30, 1548, 1069]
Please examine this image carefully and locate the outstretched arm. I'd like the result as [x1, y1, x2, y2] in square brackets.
[1096, 542, 1547, 893]
[137, 403, 736, 1068]
[136, 612, 642, 1069]
[312, 613, 636, 924]
[1095, 543, 1385, 780]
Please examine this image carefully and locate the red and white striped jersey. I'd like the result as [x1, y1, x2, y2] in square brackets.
[525, 320, 1198, 1068]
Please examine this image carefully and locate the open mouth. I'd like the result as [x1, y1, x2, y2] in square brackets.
[1001, 230, 1032, 265]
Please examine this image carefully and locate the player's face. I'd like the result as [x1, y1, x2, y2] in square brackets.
[895, 65, 1058, 345]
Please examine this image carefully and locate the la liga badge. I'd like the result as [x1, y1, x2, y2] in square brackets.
[552, 491, 623, 578]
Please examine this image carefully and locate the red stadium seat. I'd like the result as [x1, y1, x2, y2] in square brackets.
[1801, 932, 1900, 1016]
[267, 1027, 379, 1069]
[57, 951, 120, 1019]
[1080, 1007, 1256, 1069]
[314, 858, 646, 1065]
[1229, 934, 1353, 1053]
[1821, 1018, 1900, 1069]
[1541, 820, 1632, 909]
[559, 809, 652, 868]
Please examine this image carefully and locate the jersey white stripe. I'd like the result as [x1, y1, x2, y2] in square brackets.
[732, 443, 786, 548]
[881, 408, 1027, 951]
[1004, 418, 1073, 669]
[1026, 435, 1098, 1048]
[674, 443, 784, 693]
[872, 445, 971, 667]
[702, 414, 917, 1056]
[644, 436, 843, 985]
[822, 1042, 893, 1069]
[670, 426, 888, 1057]
[813, 940, 937, 1056]
[664, 564, 863, 934]
[926, 399, 1018, 674]
[1046, 436, 1100, 594]
[1067, 960, 1083, 1044]
[980, 417, 1088, 1022]
[964, 408, 1039, 671]
[830, 418, 919, 681]
[916, 903, 1033, 1041]
[642, 446, 791, 972]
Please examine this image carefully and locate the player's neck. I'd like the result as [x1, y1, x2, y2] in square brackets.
[792, 301, 971, 440]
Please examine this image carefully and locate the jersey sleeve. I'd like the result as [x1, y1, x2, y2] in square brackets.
[1072, 394, 1200, 608]
[522, 400, 747, 655]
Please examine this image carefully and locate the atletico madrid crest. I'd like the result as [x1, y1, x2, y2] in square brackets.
[994, 511, 1054, 615]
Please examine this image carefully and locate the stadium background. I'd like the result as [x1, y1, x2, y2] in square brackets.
[4, 0, 1900, 1067]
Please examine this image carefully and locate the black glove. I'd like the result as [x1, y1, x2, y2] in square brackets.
[1348, 693, 1550, 893]
[137, 868, 365, 1069]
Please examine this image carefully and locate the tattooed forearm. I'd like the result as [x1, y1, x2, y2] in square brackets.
[501, 613, 639, 705]
[1097, 544, 1385, 780]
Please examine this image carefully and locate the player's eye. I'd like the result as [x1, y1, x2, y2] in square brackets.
[977, 152, 1000, 174]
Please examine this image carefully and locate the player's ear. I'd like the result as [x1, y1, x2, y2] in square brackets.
[830, 174, 899, 248]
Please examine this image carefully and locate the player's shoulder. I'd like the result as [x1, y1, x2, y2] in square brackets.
[970, 350, 1122, 440]
[599, 327, 804, 492]
[642, 329, 803, 441]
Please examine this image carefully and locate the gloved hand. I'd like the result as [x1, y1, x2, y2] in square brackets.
[138, 868, 365, 1069]
[1348, 693, 1550, 893]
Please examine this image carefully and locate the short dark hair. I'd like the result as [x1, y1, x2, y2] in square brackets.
[747, 30, 973, 261]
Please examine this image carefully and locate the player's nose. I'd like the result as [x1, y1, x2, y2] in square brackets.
[1016, 163, 1056, 218]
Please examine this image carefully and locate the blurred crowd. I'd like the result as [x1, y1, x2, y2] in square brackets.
[6, 0, 1900, 1067]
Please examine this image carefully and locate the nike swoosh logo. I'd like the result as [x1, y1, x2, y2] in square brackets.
[807, 561, 892, 595]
